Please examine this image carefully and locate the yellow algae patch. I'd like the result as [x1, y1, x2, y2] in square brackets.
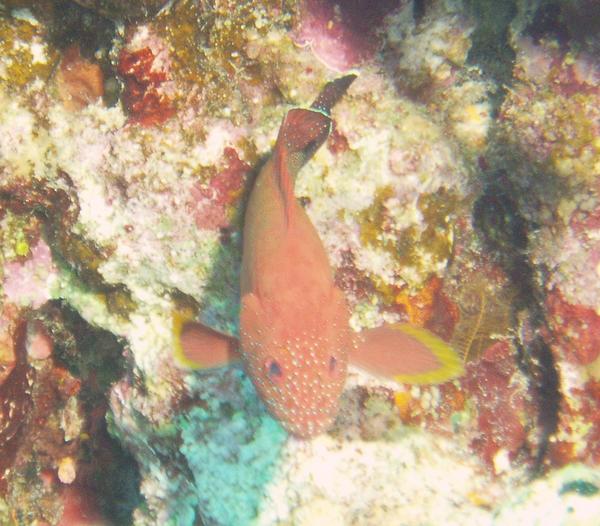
[0, 13, 58, 88]
[357, 186, 458, 300]
[449, 100, 491, 151]
[393, 390, 413, 421]
[154, 0, 289, 117]
[503, 84, 600, 186]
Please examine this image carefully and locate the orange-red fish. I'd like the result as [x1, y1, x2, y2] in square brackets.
[176, 76, 463, 438]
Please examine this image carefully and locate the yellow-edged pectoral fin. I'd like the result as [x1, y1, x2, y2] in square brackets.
[172, 308, 240, 370]
[351, 322, 464, 385]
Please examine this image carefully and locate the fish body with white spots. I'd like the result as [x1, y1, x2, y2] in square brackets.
[239, 102, 353, 437]
[176, 76, 464, 438]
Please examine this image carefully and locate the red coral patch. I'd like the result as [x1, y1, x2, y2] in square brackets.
[117, 47, 175, 126]
[327, 125, 350, 155]
[464, 341, 531, 470]
[334, 249, 375, 301]
[576, 380, 600, 464]
[546, 288, 600, 365]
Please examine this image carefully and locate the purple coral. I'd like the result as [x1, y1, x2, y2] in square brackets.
[294, 0, 402, 71]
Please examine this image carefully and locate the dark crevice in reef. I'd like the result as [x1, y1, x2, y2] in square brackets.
[525, 0, 600, 50]
[45, 0, 116, 58]
[473, 167, 562, 475]
[0, 321, 33, 495]
[41, 300, 144, 525]
[412, 0, 428, 26]
[525, 2, 571, 47]
[0, 175, 143, 522]
[44, 0, 124, 106]
[6, 0, 124, 106]
[464, 0, 517, 115]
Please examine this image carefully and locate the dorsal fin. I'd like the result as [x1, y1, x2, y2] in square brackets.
[274, 74, 357, 224]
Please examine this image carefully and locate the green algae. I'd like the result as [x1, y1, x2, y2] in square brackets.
[0, 211, 40, 261]
[559, 479, 599, 497]
[417, 188, 458, 266]
[358, 185, 396, 254]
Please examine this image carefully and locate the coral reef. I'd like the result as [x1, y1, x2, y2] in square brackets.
[1, 0, 600, 524]
[72, 0, 169, 21]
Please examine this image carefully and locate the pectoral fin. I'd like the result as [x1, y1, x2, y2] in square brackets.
[173, 310, 240, 370]
[351, 323, 463, 385]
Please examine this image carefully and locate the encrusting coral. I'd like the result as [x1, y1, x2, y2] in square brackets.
[1, 0, 600, 524]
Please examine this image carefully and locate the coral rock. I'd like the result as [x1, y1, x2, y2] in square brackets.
[56, 45, 104, 112]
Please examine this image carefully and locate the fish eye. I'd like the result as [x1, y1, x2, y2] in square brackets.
[265, 359, 283, 382]
[329, 356, 337, 374]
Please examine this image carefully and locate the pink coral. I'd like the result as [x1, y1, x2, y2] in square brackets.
[2, 239, 57, 309]
[25, 319, 53, 361]
[293, 0, 401, 72]
[500, 37, 600, 173]
[58, 485, 110, 526]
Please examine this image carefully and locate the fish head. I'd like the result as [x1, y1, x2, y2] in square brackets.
[240, 289, 351, 438]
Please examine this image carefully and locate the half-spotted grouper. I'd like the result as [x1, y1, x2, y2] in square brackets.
[175, 75, 463, 438]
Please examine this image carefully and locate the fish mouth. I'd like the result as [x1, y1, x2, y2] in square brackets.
[268, 402, 338, 438]
[283, 415, 335, 439]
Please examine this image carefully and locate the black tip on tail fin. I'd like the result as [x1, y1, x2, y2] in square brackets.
[275, 75, 356, 223]
[277, 74, 357, 168]
[311, 74, 357, 116]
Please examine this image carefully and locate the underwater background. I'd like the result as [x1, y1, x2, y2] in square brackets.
[1, 0, 600, 524]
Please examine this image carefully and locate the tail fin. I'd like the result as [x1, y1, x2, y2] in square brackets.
[173, 309, 240, 370]
[275, 73, 357, 171]
[275, 108, 332, 176]
[274, 74, 356, 221]
[311, 74, 357, 116]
